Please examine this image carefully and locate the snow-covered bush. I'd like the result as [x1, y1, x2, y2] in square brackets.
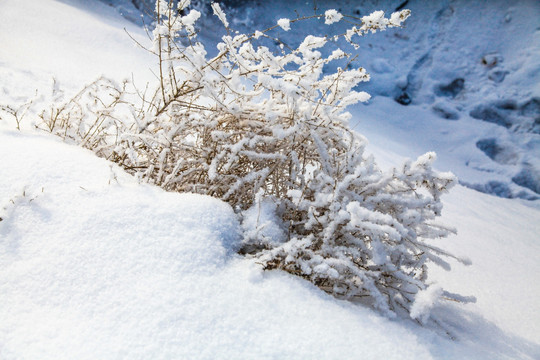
[31, 0, 473, 319]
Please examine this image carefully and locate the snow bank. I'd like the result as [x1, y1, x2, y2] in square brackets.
[1, 129, 538, 359]
[0, 129, 435, 359]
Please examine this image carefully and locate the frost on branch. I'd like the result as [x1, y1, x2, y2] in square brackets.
[37, 2, 472, 320]
[277, 18, 291, 31]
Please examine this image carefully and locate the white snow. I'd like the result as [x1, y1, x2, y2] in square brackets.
[242, 195, 288, 246]
[410, 285, 444, 324]
[277, 18, 291, 31]
[298, 35, 327, 53]
[0, 131, 432, 359]
[0, 0, 153, 97]
[211, 2, 229, 28]
[324, 9, 343, 25]
[1, 0, 539, 358]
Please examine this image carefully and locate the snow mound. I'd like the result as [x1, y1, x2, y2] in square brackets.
[1, 128, 538, 359]
[0, 129, 434, 359]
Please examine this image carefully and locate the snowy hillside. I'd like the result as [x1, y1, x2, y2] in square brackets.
[1, 0, 539, 359]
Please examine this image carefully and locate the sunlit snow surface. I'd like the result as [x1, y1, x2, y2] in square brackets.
[1, 0, 539, 358]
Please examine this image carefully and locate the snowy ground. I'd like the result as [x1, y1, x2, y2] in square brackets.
[1, 0, 539, 358]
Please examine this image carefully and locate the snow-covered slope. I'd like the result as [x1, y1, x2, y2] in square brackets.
[0, 0, 154, 104]
[4, 130, 428, 359]
[1, 121, 539, 360]
[1, 0, 539, 358]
